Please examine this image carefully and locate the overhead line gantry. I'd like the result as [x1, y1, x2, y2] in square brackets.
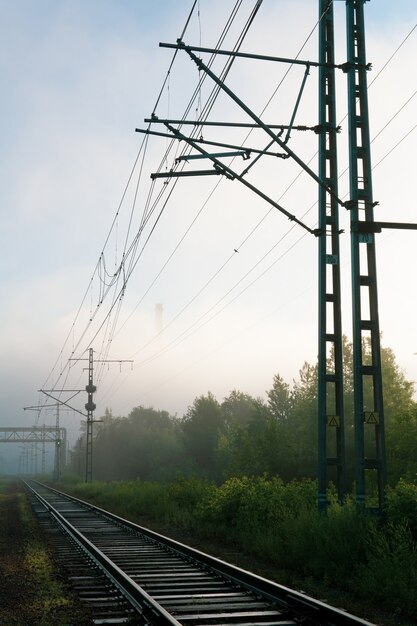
[136, 0, 417, 512]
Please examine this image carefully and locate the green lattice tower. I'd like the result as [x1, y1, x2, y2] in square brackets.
[318, 0, 345, 510]
[346, 0, 387, 509]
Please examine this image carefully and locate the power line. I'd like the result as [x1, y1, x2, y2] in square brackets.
[98, 7, 349, 382]
[133, 230, 309, 369]
[37, 2, 204, 409]
[373, 122, 417, 170]
[121, 44, 417, 384]
[371, 88, 417, 144]
[368, 22, 417, 88]
[113, 4, 329, 351]
[70, 2, 263, 364]
[52, 3, 252, 367]
[41, 4, 417, 418]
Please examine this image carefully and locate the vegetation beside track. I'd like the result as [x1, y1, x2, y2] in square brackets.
[0, 479, 92, 625]
[62, 475, 417, 626]
[68, 338, 417, 488]
[60, 338, 417, 624]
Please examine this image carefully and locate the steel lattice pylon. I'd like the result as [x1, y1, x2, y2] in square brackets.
[317, 0, 345, 509]
[318, 0, 388, 510]
[345, 0, 387, 509]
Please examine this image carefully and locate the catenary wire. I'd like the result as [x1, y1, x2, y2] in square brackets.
[112, 1, 327, 352]
[117, 1, 334, 362]
[62, 1, 253, 371]
[121, 44, 417, 377]
[37, 2, 203, 410]
[80, 1, 263, 363]
[45, 5, 417, 417]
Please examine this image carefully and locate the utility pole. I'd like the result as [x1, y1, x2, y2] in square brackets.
[53, 404, 62, 482]
[85, 348, 96, 483]
[77, 438, 83, 477]
[317, 0, 345, 509]
[320, 0, 417, 510]
[30, 442, 35, 474]
[41, 425, 46, 474]
[18, 446, 26, 474]
[70, 347, 133, 483]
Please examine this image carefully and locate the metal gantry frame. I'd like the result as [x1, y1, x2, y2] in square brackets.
[0, 426, 67, 476]
[317, 0, 345, 509]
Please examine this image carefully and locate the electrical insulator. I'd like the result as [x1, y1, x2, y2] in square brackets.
[85, 401, 96, 412]
[86, 384, 97, 394]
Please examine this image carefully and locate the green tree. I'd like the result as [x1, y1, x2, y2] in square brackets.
[91, 406, 183, 481]
[267, 373, 293, 421]
[182, 392, 225, 477]
[289, 361, 318, 478]
[66, 337, 417, 488]
[221, 390, 259, 429]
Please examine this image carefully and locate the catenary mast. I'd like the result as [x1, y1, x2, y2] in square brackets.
[345, 0, 387, 509]
[317, 0, 345, 509]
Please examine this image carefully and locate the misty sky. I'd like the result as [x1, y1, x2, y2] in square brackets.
[0, 0, 416, 472]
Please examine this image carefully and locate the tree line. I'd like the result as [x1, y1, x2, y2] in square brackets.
[68, 336, 417, 486]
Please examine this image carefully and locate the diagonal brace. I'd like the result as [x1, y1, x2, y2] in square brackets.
[161, 40, 345, 208]
[284, 65, 310, 144]
[161, 121, 318, 236]
[137, 125, 288, 158]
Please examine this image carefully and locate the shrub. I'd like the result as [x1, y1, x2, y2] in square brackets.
[385, 479, 417, 538]
[355, 521, 417, 615]
[62, 476, 417, 621]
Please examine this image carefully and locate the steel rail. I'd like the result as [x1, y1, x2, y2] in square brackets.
[25, 480, 182, 626]
[26, 480, 376, 626]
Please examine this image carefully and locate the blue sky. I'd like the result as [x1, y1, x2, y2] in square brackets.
[0, 0, 416, 472]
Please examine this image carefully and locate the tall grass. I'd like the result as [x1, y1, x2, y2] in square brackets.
[63, 475, 417, 620]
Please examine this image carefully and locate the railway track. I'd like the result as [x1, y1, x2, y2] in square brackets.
[25, 480, 375, 626]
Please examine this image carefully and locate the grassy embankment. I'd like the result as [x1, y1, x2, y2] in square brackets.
[0, 478, 91, 625]
[62, 475, 417, 625]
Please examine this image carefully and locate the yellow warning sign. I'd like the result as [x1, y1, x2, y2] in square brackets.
[363, 411, 379, 424]
[327, 415, 340, 427]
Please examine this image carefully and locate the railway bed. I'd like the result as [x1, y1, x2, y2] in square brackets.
[25, 480, 375, 626]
